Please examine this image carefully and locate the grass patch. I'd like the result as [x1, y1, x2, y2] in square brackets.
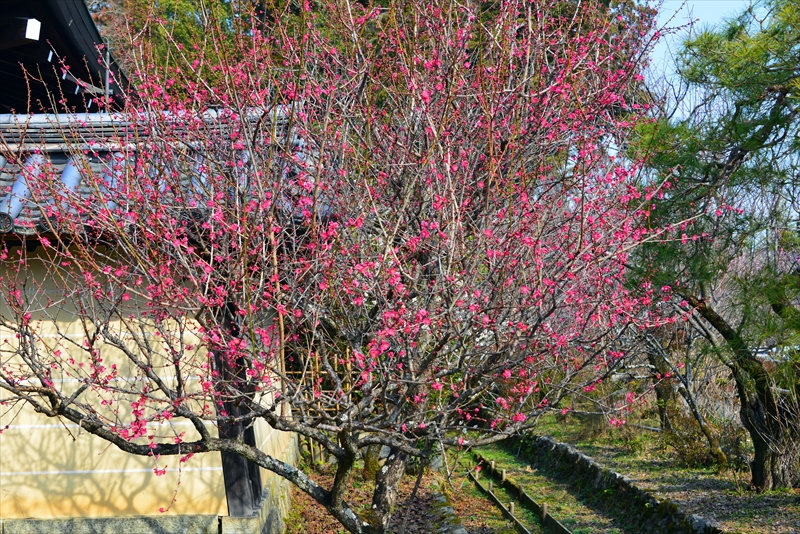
[523, 412, 800, 534]
[445, 473, 523, 534]
[476, 442, 629, 534]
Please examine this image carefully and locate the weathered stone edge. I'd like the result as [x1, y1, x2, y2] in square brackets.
[429, 493, 468, 534]
[526, 436, 725, 534]
[0, 515, 219, 534]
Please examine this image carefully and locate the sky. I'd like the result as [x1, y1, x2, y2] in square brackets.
[650, 0, 752, 73]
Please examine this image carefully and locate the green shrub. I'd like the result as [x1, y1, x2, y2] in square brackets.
[662, 411, 715, 467]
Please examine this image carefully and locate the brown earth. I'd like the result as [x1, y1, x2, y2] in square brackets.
[285, 461, 519, 534]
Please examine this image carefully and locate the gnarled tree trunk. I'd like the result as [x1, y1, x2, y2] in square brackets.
[366, 448, 408, 534]
[738, 379, 800, 489]
[687, 294, 800, 490]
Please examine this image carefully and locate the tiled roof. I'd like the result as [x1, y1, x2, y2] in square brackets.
[0, 107, 318, 235]
[0, 112, 140, 234]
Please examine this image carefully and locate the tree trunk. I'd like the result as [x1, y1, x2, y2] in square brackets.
[647, 351, 674, 432]
[645, 334, 726, 464]
[219, 402, 262, 516]
[676, 384, 727, 468]
[365, 448, 408, 534]
[740, 390, 800, 489]
[362, 444, 382, 481]
[686, 294, 800, 489]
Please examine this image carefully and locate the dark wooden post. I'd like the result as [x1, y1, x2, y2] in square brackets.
[216, 302, 263, 516]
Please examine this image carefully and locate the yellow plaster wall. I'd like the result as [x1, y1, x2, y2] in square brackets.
[0, 403, 228, 518]
[0, 405, 296, 520]
[0, 247, 295, 520]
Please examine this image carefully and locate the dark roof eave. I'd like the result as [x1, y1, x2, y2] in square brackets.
[0, 0, 129, 113]
[44, 0, 129, 104]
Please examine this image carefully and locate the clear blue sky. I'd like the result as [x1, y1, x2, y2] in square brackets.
[651, 0, 752, 73]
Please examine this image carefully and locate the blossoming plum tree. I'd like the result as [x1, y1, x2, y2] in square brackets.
[0, 0, 659, 531]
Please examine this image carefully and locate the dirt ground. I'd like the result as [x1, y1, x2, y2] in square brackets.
[285, 461, 519, 534]
[285, 466, 435, 534]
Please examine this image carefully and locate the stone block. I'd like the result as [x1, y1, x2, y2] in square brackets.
[1, 515, 218, 534]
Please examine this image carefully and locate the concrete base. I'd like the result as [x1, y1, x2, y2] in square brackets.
[0, 515, 218, 534]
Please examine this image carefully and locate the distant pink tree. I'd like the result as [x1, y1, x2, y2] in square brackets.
[0, 1, 659, 531]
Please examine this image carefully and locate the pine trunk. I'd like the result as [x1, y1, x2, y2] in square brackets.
[687, 294, 800, 489]
[740, 393, 800, 490]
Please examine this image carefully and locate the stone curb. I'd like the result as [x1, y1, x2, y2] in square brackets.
[0, 516, 218, 534]
[429, 493, 468, 534]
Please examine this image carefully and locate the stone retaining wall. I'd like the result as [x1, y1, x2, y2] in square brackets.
[518, 436, 723, 534]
